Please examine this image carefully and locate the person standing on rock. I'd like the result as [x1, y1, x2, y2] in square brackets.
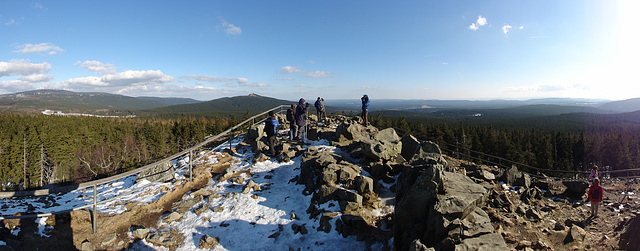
[286, 103, 297, 141]
[361, 94, 370, 126]
[295, 98, 309, 141]
[314, 97, 326, 123]
[264, 110, 279, 157]
[588, 177, 604, 217]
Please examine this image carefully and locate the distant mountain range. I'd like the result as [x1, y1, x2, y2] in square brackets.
[0, 90, 292, 118]
[3, 89, 640, 119]
[0, 90, 200, 115]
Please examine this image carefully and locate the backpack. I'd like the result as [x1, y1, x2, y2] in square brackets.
[591, 187, 601, 201]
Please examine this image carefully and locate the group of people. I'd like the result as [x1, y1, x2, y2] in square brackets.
[285, 98, 311, 142]
[263, 95, 371, 157]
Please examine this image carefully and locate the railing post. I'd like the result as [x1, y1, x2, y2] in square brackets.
[92, 184, 97, 233]
[189, 150, 193, 182]
[229, 129, 233, 151]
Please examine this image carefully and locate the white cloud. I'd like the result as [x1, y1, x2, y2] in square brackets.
[60, 76, 109, 87]
[76, 60, 117, 74]
[18, 74, 53, 83]
[14, 43, 64, 55]
[282, 66, 304, 74]
[442, 62, 448, 65]
[101, 70, 174, 87]
[502, 25, 512, 34]
[306, 71, 331, 78]
[0, 80, 35, 94]
[519, 26, 524, 30]
[236, 77, 267, 87]
[221, 19, 242, 35]
[476, 16, 487, 26]
[0, 59, 51, 77]
[294, 84, 306, 87]
[33, 3, 45, 9]
[469, 15, 487, 31]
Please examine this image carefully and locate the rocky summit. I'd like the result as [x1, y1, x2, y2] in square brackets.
[2, 114, 640, 250]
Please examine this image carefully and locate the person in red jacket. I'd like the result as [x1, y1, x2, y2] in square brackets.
[588, 177, 604, 217]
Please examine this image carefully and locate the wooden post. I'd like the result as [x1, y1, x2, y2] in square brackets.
[93, 184, 97, 233]
[189, 150, 193, 182]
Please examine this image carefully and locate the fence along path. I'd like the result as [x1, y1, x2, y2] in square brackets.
[0, 105, 288, 221]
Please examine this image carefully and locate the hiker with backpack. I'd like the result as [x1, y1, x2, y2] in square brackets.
[264, 110, 279, 157]
[588, 177, 604, 217]
[286, 103, 297, 141]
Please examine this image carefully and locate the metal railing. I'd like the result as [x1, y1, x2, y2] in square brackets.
[0, 105, 288, 227]
[391, 127, 640, 180]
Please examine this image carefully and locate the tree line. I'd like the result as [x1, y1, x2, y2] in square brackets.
[370, 114, 640, 177]
[0, 114, 236, 191]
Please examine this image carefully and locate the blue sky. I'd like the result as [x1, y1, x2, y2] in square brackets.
[0, 1, 638, 101]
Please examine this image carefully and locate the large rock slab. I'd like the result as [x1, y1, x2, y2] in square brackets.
[400, 136, 445, 165]
[435, 172, 488, 219]
[394, 165, 444, 251]
[454, 233, 508, 250]
[137, 161, 175, 183]
[361, 139, 402, 162]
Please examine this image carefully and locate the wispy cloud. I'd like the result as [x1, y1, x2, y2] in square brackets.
[33, 3, 46, 9]
[306, 71, 331, 78]
[76, 60, 117, 75]
[468, 15, 487, 31]
[183, 75, 234, 82]
[221, 19, 242, 35]
[282, 66, 304, 74]
[294, 84, 306, 87]
[13, 43, 64, 55]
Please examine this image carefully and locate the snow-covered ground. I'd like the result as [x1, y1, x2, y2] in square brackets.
[133, 137, 381, 250]
[1, 134, 384, 250]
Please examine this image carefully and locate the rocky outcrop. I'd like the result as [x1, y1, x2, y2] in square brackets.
[394, 162, 505, 251]
[137, 161, 175, 183]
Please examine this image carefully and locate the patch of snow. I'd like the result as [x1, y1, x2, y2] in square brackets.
[35, 217, 52, 237]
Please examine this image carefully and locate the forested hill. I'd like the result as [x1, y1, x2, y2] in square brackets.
[141, 94, 293, 118]
[0, 90, 199, 115]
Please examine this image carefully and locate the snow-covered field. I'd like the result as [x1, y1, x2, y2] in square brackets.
[1, 135, 384, 250]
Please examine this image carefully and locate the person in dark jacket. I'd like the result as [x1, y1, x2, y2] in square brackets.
[264, 110, 279, 157]
[286, 103, 297, 141]
[314, 97, 326, 122]
[361, 94, 370, 125]
[295, 98, 309, 141]
[588, 177, 604, 217]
